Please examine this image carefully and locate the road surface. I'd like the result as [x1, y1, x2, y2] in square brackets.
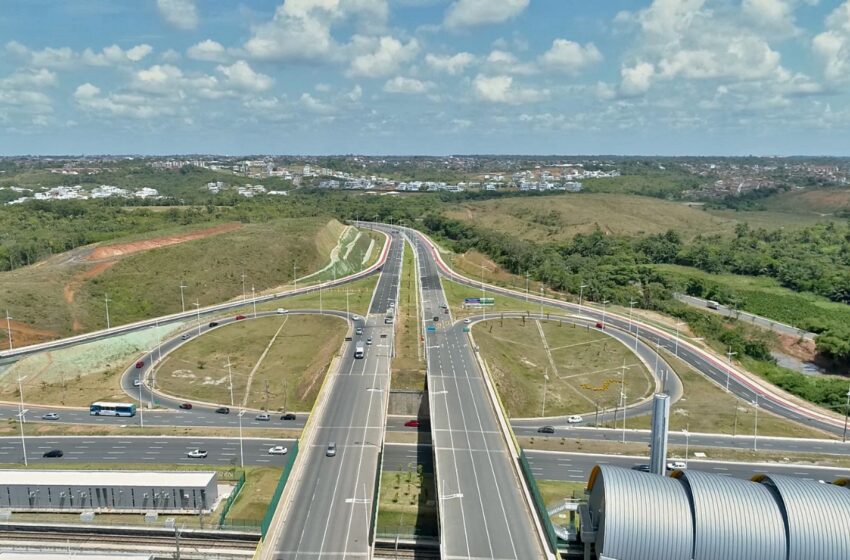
[675, 293, 814, 340]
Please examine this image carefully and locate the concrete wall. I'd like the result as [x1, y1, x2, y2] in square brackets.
[388, 390, 429, 417]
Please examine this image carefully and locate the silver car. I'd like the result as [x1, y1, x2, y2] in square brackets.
[326, 442, 337, 457]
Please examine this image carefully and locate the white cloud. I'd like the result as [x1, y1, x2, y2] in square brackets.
[348, 36, 419, 78]
[346, 84, 363, 101]
[425, 52, 476, 75]
[813, 1, 850, 82]
[539, 39, 602, 74]
[132, 64, 185, 94]
[74, 82, 178, 119]
[81, 44, 154, 66]
[486, 49, 536, 75]
[300, 92, 335, 113]
[6, 41, 153, 69]
[384, 76, 433, 94]
[0, 69, 57, 115]
[444, 0, 529, 29]
[619, 62, 655, 97]
[217, 61, 274, 92]
[156, 0, 199, 30]
[188, 40, 228, 62]
[1, 69, 57, 88]
[472, 74, 548, 104]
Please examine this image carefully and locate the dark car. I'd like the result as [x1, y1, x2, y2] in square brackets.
[43, 449, 63, 458]
[281, 413, 296, 421]
[235, 315, 246, 320]
[595, 322, 604, 329]
[537, 425, 555, 434]
[135, 360, 144, 369]
[179, 402, 193, 410]
[345, 336, 353, 341]
[209, 321, 219, 328]
[631, 464, 651, 473]
[215, 406, 230, 414]
[433, 316, 439, 322]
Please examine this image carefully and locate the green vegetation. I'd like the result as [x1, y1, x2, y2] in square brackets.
[156, 314, 345, 411]
[392, 241, 426, 391]
[269, 274, 379, 317]
[440, 278, 563, 319]
[536, 480, 586, 506]
[474, 318, 653, 418]
[376, 468, 438, 538]
[581, 162, 702, 198]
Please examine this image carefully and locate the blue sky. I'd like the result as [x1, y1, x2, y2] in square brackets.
[1, 0, 850, 155]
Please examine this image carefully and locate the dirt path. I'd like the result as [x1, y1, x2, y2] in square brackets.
[241, 317, 289, 408]
[86, 223, 242, 261]
[1, 319, 57, 349]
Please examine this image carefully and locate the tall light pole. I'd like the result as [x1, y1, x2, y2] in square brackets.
[240, 271, 246, 302]
[578, 284, 587, 316]
[525, 272, 530, 304]
[345, 290, 351, 318]
[193, 300, 201, 336]
[139, 374, 145, 428]
[179, 284, 187, 314]
[17, 373, 27, 466]
[674, 321, 684, 357]
[620, 387, 627, 444]
[237, 409, 245, 468]
[683, 427, 689, 464]
[629, 301, 639, 351]
[601, 300, 610, 329]
[293, 263, 298, 292]
[541, 372, 549, 417]
[843, 386, 850, 443]
[5, 310, 13, 350]
[480, 264, 487, 321]
[251, 285, 257, 318]
[725, 348, 737, 392]
[752, 394, 760, 452]
[104, 293, 111, 329]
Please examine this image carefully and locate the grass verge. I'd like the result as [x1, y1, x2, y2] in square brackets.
[392, 240, 426, 391]
[376, 469, 438, 538]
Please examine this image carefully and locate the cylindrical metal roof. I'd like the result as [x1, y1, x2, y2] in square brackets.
[755, 473, 850, 560]
[587, 465, 694, 560]
[675, 470, 786, 560]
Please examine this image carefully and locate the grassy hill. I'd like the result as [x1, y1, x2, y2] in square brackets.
[0, 218, 348, 341]
[760, 187, 850, 216]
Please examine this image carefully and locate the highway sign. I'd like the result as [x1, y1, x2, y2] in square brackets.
[426, 325, 437, 333]
[464, 297, 495, 306]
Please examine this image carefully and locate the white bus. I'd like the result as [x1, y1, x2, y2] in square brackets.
[90, 402, 137, 417]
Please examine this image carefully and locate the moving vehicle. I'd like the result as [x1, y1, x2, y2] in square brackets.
[43, 449, 63, 458]
[42, 412, 59, 420]
[326, 442, 337, 457]
[538, 426, 555, 434]
[404, 420, 420, 428]
[135, 360, 144, 369]
[354, 342, 365, 359]
[281, 413, 296, 420]
[256, 412, 271, 421]
[181, 333, 190, 340]
[464, 318, 471, 324]
[235, 315, 246, 320]
[187, 449, 208, 459]
[209, 321, 219, 327]
[133, 379, 141, 387]
[90, 402, 136, 417]
[355, 327, 363, 335]
[268, 446, 288, 455]
[706, 300, 720, 310]
[666, 461, 687, 470]
[631, 464, 651, 473]
[366, 336, 373, 345]
[567, 415, 583, 424]
[595, 322, 604, 329]
[179, 402, 193, 410]
[215, 407, 230, 414]
[276, 308, 288, 314]
[433, 316, 439, 322]
[352, 315, 361, 321]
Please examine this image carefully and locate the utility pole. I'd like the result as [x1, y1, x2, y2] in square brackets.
[293, 262, 298, 291]
[753, 394, 760, 452]
[283, 379, 288, 415]
[725, 347, 737, 392]
[194, 300, 201, 336]
[179, 284, 187, 313]
[251, 285, 257, 318]
[630, 301, 639, 351]
[674, 321, 684, 357]
[241, 271, 246, 302]
[5, 310, 12, 350]
[541, 370, 549, 417]
[733, 398, 739, 436]
[601, 300, 610, 329]
[17, 374, 27, 466]
[174, 524, 182, 560]
[104, 293, 111, 329]
[578, 284, 587, 316]
[264, 380, 270, 411]
[525, 272, 529, 304]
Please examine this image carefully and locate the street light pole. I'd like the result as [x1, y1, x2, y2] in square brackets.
[293, 263, 298, 292]
[541, 372, 549, 417]
[238, 409, 245, 468]
[843, 386, 850, 443]
[240, 272, 246, 302]
[578, 284, 587, 316]
[753, 394, 760, 452]
[725, 347, 737, 392]
[193, 300, 201, 336]
[601, 300, 610, 329]
[104, 293, 111, 329]
[683, 427, 689, 464]
[674, 321, 684, 357]
[179, 284, 187, 314]
[17, 374, 27, 466]
[251, 285, 257, 318]
[5, 310, 12, 350]
[525, 272, 529, 304]
[629, 301, 639, 351]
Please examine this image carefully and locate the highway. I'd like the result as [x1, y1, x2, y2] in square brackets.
[263, 230, 403, 559]
[675, 293, 815, 340]
[409, 226, 545, 560]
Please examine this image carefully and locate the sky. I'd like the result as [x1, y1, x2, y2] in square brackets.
[1, 0, 850, 156]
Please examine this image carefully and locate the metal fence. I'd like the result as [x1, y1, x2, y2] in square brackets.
[370, 447, 383, 543]
[518, 449, 559, 554]
[260, 439, 299, 538]
[218, 470, 247, 528]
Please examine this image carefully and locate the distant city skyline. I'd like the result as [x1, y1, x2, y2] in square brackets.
[2, 0, 850, 156]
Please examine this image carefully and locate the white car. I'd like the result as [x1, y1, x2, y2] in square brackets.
[276, 308, 287, 314]
[133, 379, 141, 387]
[666, 461, 687, 470]
[352, 315, 361, 321]
[256, 412, 271, 421]
[42, 412, 60, 420]
[463, 318, 471, 324]
[268, 446, 288, 455]
[567, 415, 583, 424]
[187, 449, 208, 459]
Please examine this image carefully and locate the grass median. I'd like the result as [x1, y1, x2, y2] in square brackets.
[392, 240, 426, 391]
[376, 468, 438, 538]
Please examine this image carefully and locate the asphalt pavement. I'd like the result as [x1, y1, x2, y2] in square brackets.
[675, 293, 814, 340]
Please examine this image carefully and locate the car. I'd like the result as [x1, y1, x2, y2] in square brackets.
[235, 315, 246, 320]
[355, 327, 363, 335]
[366, 336, 373, 345]
[135, 360, 144, 369]
[208, 321, 219, 328]
[404, 420, 420, 428]
[256, 412, 271, 421]
[666, 461, 687, 470]
[268, 446, 288, 455]
[215, 407, 230, 414]
[464, 318, 471, 324]
[42, 412, 59, 420]
[567, 415, 583, 424]
[280, 413, 296, 421]
[133, 379, 141, 387]
[631, 464, 651, 473]
[433, 316, 439, 322]
[595, 322, 604, 329]
[537, 426, 555, 434]
[276, 308, 288, 314]
[345, 336, 353, 341]
[389, 302, 395, 308]
[181, 333, 190, 340]
[42, 449, 63, 458]
[326, 442, 337, 457]
[444, 308, 449, 314]
[187, 449, 208, 459]
[352, 315, 361, 321]
[179, 402, 193, 410]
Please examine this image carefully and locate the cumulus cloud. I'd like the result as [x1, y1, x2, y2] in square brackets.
[539, 39, 602, 74]
[187, 40, 228, 62]
[445, 0, 529, 29]
[74, 82, 178, 119]
[0, 69, 56, 114]
[472, 74, 548, 104]
[347, 36, 419, 78]
[156, 0, 199, 30]
[485, 50, 536, 75]
[6, 41, 152, 69]
[425, 52, 476, 75]
[217, 61, 274, 92]
[619, 62, 655, 97]
[300, 92, 335, 113]
[384, 76, 432, 94]
[813, 1, 850, 82]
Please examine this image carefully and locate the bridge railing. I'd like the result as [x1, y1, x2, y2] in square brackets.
[518, 449, 560, 554]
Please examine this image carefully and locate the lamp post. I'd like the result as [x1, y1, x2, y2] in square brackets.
[725, 347, 737, 392]
[578, 284, 587, 316]
[179, 284, 187, 313]
[753, 394, 760, 452]
[620, 387, 627, 443]
[683, 427, 689, 465]
[104, 293, 111, 329]
[17, 374, 27, 466]
[601, 300, 610, 330]
[139, 373, 145, 428]
[674, 321, 684, 357]
[293, 263, 298, 292]
[251, 285, 257, 318]
[843, 386, 850, 443]
[240, 272, 246, 302]
[541, 372, 549, 417]
[629, 301, 639, 351]
[5, 310, 12, 351]
[237, 409, 245, 468]
[193, 300, 201, 336]
[525, 272, 530, 304]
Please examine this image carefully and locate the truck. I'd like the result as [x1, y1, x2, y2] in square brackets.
[354, 342, 365, 359]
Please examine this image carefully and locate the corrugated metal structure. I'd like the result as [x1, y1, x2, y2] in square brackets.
[675, 470, 786, 560]
[754, 474, 850, 560]
[0, 470, 218, 513]
[583, 465, 694, 560]
[579, 466, 850, 560]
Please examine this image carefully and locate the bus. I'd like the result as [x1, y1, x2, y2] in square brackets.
[90, 402, 137, 417]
